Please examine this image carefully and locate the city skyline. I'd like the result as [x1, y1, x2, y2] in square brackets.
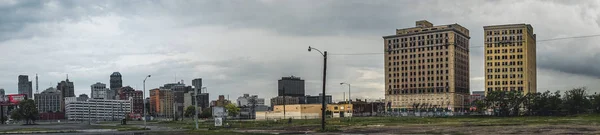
[2, 1, 600, 102]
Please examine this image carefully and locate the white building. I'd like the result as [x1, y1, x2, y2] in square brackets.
[65, 98, 132, 121]
[237, 94, 265, 107]
[91, 82, 110, 99]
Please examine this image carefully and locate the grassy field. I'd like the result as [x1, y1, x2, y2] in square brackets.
[158, 114, 600, 131]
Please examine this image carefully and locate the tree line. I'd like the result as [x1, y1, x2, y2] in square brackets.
[473, 87, 600, 116]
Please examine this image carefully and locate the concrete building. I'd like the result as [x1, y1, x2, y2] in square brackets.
[109, 72, 123, 100]
[109, 72, 123, 90]
[184, 92, 210, 110]
[383, 20, 470, 111]
[77, 94, 89, 101]
[278, 76, 305, 97]
[237, 94, 266, 107]
[256, 104, 322, 120]
[118, 86, 143, 116]
[270, 96, 300, 107]
[0, 88, 5, 102]
[211, 95, 231, 107]
[65, 98, 132, 121]
[483, 24, 536, 95]
[57, 78, 75, 98]
[305, 94, 333, 104]
[34, 87, 63, 113]
[149, 88, 174, 117]
[192, 78, 202, 89]
[18, 75, 33, 99]
[90, 82, 110, 99]
[256, 104, 354, 120]
[237, 94, 268, 119]
[159, 82, 189, 119]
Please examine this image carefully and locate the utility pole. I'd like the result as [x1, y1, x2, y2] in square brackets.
[283, 87, 286, 119]
[308, 46, 327, 131]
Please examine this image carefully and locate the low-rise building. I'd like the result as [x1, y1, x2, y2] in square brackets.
[211, 95, 231, 107]
[65, 98, 132, 121]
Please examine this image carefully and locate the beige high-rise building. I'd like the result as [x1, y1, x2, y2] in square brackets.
[483, 24, 536, 95]
[383, 20, 470, 111]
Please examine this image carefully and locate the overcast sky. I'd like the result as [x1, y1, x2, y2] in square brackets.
[1, 0, 600, 102]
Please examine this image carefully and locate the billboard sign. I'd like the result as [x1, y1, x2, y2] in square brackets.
[8, 94, 26, 104]
[212, 107, 226, 118]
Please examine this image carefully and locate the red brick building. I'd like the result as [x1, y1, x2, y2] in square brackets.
[118, 86, 143, 115]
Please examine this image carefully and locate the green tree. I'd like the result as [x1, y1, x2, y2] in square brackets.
[590, 93, 600, 113]
[199, 108, 212, 118]
[225, 103, 240, 117]
[563, 87, 591, 115]
[10, 99, 39, 124]
[184, 106, 196, 118]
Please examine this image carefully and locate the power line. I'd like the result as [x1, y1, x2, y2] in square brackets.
[329, 34, 600, 56]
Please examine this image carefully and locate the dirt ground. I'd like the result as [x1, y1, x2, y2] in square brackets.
[237, 124, 600, 135]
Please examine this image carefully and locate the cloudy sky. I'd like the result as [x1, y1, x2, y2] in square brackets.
[1, 0, 600, 103]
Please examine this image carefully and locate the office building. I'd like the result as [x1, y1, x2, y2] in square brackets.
[149, 88, 174, 117]
[34, 87, 63, 113]
[91, 82, 110, 99]
[192, 78, 202, 89]
[57, 78, 75, 98]
[483, 24, 536, 95]
[237, 94, 266, 107]
[65, 98, 132, 121]
[383, 20, 470, 111]
[184, 92, 210, 109]
[18, 75, 33, 99]
[237, 94, 268, 119]
[0, 88, 4, 102]
[211, 95, 231, 107]
[305, 94, 333, 104]
[118, 86, 143, 115]
[110, 72, 123, 90]
[270, 96, 300, 107]
[77, 94, 89, 101]
[278, 76, 305, 97]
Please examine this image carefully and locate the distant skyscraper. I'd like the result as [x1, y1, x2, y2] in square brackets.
[57, 77, 75, 98]
[110, 72, 123, 90]
[18, 75, 33, 99]
[91, 82, 110, 99]
[192, 78, 202, 89]
[278, 76, 305, 97]
[109, 72, 123, 100]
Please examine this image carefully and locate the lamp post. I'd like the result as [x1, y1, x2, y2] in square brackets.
[308, 46, 327, 131]
[195, 86, 199, 130]
[340, 82, 351, 119]
[340, 83, 351, 103]
[143, 75, 151, 129]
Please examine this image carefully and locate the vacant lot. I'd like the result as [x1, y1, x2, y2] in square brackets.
[155, 115, 600, 134]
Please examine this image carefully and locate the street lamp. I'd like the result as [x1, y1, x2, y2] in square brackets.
[340, 82, 351, 103]
[308, 46, 327, 131]
[143, 75, 151, 129]
[340, 82, 351, 119]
